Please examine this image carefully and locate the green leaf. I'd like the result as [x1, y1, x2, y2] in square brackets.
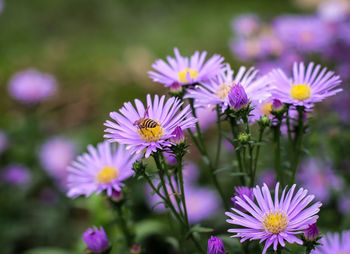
[186, 225, 213, 238]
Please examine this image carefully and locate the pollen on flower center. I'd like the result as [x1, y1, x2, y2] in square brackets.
[290, 84, 311, 101]
[178, 68, 198, 83]
[96, 166, 119, 184]
[137, 124, 164, 142]
[215, 83, 232, 100]
[261, 103, 272, 116]
[263, 212, 288, 234]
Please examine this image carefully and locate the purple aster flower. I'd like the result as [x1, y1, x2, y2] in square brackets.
[104, 94, 197, 158]
[1, 164, 31, 186]
[149, 48, 224, 87]
[0, 130, 8, 155]
[273, 15, 331, 53]
[297, 158, 342, 203]
[232, 14, 260, 37]
[231, 186, 254, 212]
[39, 137, 76, 188]
[8, 69, 57, 104]
[226, 183, 322, 254]
[304, 223, 319, 241]
[228, 83, 248, 110]
[207, 236, 226, 254]
[269, 62, 342, 108]
[185, 64, 271, 112]
[250, 99, 274, 122]
[67, 142, 138, 198]
[311, 230, 350, 254]
[82, 226, 109, 253]
[171, 126, 185, 144]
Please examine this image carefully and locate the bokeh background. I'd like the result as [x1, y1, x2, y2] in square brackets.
[1, 0, 349, 253]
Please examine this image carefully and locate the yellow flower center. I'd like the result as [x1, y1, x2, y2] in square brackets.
[290, 84, 311, 101]
[215, 83, 233, 100]
[138, 124, 164, 142]
[261, 103, 272, 116]
[96, 166, 119, 184]
[178, 68, 198, 83]
[263, 212, 288, 234]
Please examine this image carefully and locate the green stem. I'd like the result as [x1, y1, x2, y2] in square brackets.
[215, 105, 222, 168]
[252, 126, 265, 186]
[273, 119, 283, 185]
[291, 106, 305, 183]
[229, 116, 246, 185]
[110, 201, 134, 247]
[187, 100, 227, 210]
[177, 153, 189, 227]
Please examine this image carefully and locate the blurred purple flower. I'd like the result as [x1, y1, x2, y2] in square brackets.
[273, 15, 331, 53]
[311, 230, 350, 254]
[232, 14, 260, 37]
[1, 164, 31, 186]
[82, 226, 109, 253]
[338, 193, 350, 215]
[258, 169, 276, 189]
[146, 181, 220, 224]
[191, 106, 217, 132]
[297, 158, 342, 203]
[8, 69, 57, 104]
[207, 236, 226, 254]
[39, 137, 76, 189]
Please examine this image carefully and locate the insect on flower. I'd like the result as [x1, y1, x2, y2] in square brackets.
[133, 106, 160, 138]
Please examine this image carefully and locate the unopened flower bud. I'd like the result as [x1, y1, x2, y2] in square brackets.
[238, 132, 249, 143]
[169, 82, 182, 94]
[82, 226, 109, 253]
[171, 126, 185, 144]
[304, 224, 319, 241]
[111, 190, 124, 202]
[228, 84, 248, 111]
[130, 244, 141, 254]
[260, 115, 270, 126]
[207, 236, 225, 254]
[271, 99, 284, 112]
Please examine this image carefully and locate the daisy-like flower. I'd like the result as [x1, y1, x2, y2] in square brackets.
[148, 48, 224, 89]
[269, 62, 342, 108]
[67, 142, 139, 198]
[185, 64, 271, 112]
[104, 94, 197, 158]
[226, 183, 322, 254]
[311, 230, 350, 254]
